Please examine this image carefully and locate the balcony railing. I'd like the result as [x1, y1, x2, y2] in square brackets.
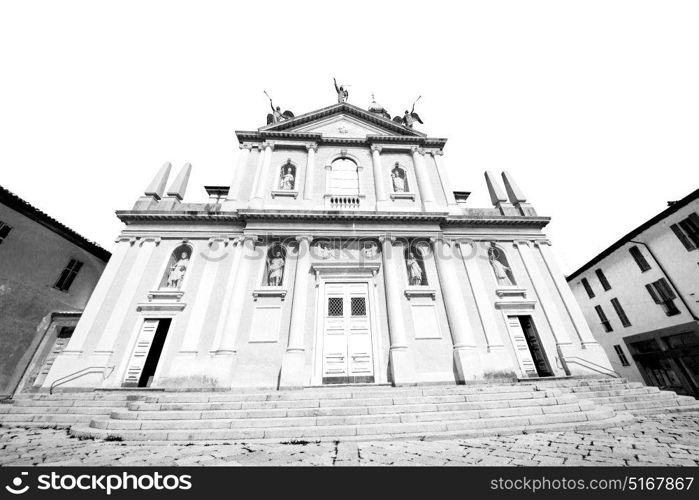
[325, 195, 363, 210]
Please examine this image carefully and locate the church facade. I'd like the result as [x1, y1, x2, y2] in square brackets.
[42, 101, 614, 391]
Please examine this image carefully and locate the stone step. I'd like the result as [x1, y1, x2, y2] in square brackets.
[71, 407, 614, 442]
[118, 395, 580, 420]
[567, 383, 646, 393]
[5, 406, 115, 415]
[567, 387, 659, 398]
[11, 399, 133, 408]
[10, 392, 151, 401]
[0, 413, 94, 424]
[98, 401, 591, 431]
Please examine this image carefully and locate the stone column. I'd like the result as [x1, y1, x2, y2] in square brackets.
[371, 145, 387, 208]
[226, 144, 252, 202]
[250, 141, 274, 209]
[513, 240, 573, 373]
[379, 236, 415, 385]
[411, 146, 435, 210]
[303, 143, 317, 201]
[93, 237, 160, 356]
[279, 235, 313, 388]
[61, 237, 135, 355]
[211, 236, 258, 355]
[433, 238, 482, 381]
[535, 240, 610, 353]
[431, 150, 458, 210]
[456, 240, 505, 351]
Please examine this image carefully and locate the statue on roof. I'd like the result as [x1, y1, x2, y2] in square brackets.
[265, 91, 294, 125]
[393, 96, 424, 128]
[333, 77, 349, 103]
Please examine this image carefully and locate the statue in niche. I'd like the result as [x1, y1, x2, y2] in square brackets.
[406, 251, 424, 286]
[488, 245, 515, 287]
[333, 77, 349, 103]
[267, 248, 285, 286]
[391, 166, 407, 193]
[166, 251, 189, 288]
[279, 165, 295, 190]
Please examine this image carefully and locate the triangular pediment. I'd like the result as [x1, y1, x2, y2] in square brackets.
[259, 103, 425, 138]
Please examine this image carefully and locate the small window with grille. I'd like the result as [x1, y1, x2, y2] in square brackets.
[351, 297, 366, 316]
[328, 297, 343, 317]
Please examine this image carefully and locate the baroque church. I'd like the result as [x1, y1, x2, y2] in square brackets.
[41, 95, 615, 391]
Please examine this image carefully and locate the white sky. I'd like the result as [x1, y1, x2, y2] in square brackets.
[1, 0, 698, 274]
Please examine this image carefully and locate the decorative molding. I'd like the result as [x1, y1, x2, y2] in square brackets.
[138, 236, 161, 246]
[271, 190, 299, 199]
[390, 192, 416, 201]
[494, 299, 536, 310]
[495, 287, 528, 299]
[147, 290, 184, 302]
[137, 301, 186, 312]
[252, 287, 288, 301]
[404, 287, 437, 300]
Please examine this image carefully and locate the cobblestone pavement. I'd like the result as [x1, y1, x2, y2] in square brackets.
[1, 414, 698, 466]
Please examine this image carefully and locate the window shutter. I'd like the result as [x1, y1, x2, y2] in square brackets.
[671, 223, 695, 250]
[628, 246, 651, 272]
[645, 283, 661, 304]
[595, 305, 609, 322]
[655, 278, 677, 300]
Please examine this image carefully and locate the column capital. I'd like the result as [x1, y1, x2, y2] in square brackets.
[410, 145, 425, 155]
[305, 143, 318, 152]
[115, 236, 137, 245]
[239, 142, 255, 151]
[378, 235, 397, 245]
[370, 144, 383, 153]
[138, 236, 161, 246]
[432, 149, 444, 156]
[261, 141, 276, 150]
[207, 236, 230, 247]
[513, 240, 532, 248]
[295, 235, 314, 245]
[533, 239, 553, 247]
[242, 234, 260, 245]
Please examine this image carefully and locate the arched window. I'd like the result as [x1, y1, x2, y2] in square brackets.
[160, 243, 192, 289]
[265, 243, 287, 286]
[327, 158, 359, 195]
[488, 243, 516, 286]
[405, 242, 428, 286]
[391, 164, 409, 193]
[278, 161, 296, 191]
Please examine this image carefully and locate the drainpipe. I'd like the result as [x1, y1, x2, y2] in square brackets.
[629, 240, 698, 321]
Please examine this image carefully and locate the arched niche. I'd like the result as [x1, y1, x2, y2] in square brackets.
[265, 243, 287, 287]
[404, 241, 428, 286]
[488, 243, 516, 287]
[390, 164, 410, 193]
[326, 157, 359, 195]
[278, 160, 297, 191]
[160, 243, 192, 289]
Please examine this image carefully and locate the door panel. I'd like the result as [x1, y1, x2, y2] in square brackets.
[322, 282, 374, 383]
[506, 316, 538, 378]
[123, 319, 160, 387]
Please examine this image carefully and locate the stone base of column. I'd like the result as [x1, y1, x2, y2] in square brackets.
[453, 347, 484, 383]
[560, 342, 615, 377]
[278, 350, 307, 389]
[389, 347, 417, 386]
[204, 351, 238, 388]
[480, 347, 517, 379]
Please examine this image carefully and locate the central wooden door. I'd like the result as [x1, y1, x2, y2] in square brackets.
[322, 282, 375, 384]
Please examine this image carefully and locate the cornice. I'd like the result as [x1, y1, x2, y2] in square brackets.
[234, 130, 447, 149]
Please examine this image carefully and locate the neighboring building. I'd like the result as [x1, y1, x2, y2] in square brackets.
[42, 99, 613, 391]
[568, 189, 699, 397]
[0, 186, 110, 396]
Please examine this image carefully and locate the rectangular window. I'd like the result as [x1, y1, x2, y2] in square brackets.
[613, 345, 630, 367]
[670, 213, 699, 250]
[628, 245, 651, 272]
[0, 221, 12, 244]
[54, 259, 84, 292]
[595, 269, 612, 291]
[581, 278, 595, 298]
[610, 298, 631, 327]
[645, 278, 681, 316]
[595, 305, 613, 332]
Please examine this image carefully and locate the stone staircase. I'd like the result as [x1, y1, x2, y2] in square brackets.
[544, 379, 699, 415]
[72, 384, 620, 442]
[0, 378, 696, 443]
